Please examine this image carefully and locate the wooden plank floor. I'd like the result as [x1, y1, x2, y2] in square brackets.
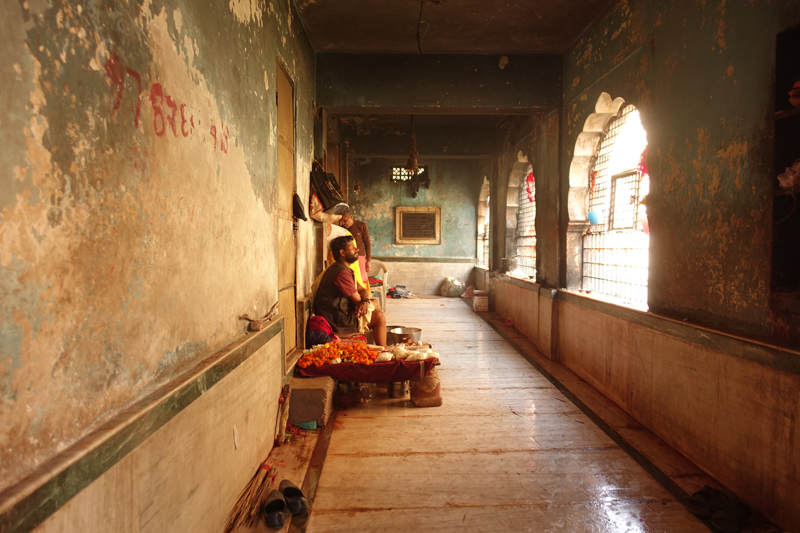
[306, 298, 708, 532]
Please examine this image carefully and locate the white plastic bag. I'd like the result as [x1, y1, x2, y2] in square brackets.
[441, 276, 466, 297]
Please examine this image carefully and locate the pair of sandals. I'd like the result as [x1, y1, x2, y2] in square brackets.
[263, 480, 308, 529]
[686, 485, 751, 532]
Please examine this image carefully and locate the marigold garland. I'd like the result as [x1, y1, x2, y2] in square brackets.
[298, 341, 381, 368]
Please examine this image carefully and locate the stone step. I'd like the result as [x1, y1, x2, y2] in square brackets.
[288, 376, 335, 428]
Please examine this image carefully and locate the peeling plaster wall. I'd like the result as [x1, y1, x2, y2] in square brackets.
[550, 1, 800, 528]
[342, 120, 500, 159]
[562, 0, 800, 341]
[316, 53, 562, 113]
[348, 158, 483, 259]
[0, 0, 315, 492]
[500, 111, 561, 287]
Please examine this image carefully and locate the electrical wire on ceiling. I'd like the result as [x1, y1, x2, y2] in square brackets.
[416, 0, 443, 54]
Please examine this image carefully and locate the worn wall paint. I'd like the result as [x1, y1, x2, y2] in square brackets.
[558, 0, 800, 528]
[347, 158, 482, 259]
[562, 0, 800, 342]
[494, 112, 561, 286]
[316, 53, 562, 113]
[502, 110, 561, 288]
[0, 0, 315, 492]
[340, 118, 503, 158]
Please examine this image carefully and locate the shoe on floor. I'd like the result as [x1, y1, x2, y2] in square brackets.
[262, 489, 289, 529]
[279, 479, 309, 515]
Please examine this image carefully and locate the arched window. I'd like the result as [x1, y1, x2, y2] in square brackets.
[582, 105, 649, 305]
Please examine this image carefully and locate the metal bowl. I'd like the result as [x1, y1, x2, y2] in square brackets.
[387, 327, 422, 344]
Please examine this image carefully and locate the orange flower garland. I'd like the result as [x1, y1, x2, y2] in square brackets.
[298, 341, 381, 368]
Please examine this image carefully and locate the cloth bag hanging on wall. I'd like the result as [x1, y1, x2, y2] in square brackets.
[310, 161, 345, 214]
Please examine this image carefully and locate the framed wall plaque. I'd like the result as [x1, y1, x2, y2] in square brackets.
[395, 206, 441, 245]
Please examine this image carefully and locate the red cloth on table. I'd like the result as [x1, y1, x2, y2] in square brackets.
[296, 358, 439, 382]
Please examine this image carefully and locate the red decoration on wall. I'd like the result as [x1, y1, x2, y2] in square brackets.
[525, 171, 535, 203]
[637, 146, 649, 178]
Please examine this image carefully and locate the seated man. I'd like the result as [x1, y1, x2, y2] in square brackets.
[313, 235, 387, 346]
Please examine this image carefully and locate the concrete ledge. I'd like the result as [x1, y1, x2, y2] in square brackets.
[487, 271, 800, 376]
[557, 290, 800, 376]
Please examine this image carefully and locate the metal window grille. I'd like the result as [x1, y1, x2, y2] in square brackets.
[583, 105, 649, 305]
[514, 177, 536, 278]
[608, 170, 641, 229]
[391, 166, 428, 182]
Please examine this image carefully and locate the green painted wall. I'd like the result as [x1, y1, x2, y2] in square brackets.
[347, 158, 483, 259]
[0, 0, 315, 492]
[561, 0, 800, 343]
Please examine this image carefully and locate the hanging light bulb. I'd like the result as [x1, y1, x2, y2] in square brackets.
[353, 158, 362, 194]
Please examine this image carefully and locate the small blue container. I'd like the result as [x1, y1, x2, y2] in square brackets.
[587, 211, 602, 225]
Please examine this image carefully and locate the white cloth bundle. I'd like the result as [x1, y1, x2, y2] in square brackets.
[392, 345, 409, 359]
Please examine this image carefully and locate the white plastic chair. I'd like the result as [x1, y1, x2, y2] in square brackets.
[367, 259, 388, 309]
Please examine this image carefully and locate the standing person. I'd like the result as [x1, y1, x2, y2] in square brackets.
[339, 209, 371, 286]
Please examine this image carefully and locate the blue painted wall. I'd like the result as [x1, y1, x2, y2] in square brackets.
[348, 158, 483, 258]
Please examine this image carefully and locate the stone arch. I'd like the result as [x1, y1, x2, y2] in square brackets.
[566, 92, 625, 288]
[567, 92, 625, 222]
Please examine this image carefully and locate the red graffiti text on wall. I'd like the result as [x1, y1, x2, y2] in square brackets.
[104, 54, 229, 154]
[104, 53, 142, 128]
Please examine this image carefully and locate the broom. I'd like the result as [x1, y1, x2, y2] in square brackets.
[224, 382, 289, 532]
[224, 461, 277, 533]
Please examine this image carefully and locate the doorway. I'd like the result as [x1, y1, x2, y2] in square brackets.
[276, 63, 297, 360]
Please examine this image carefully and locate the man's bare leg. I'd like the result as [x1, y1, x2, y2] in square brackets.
[368, 308, 387, 346]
